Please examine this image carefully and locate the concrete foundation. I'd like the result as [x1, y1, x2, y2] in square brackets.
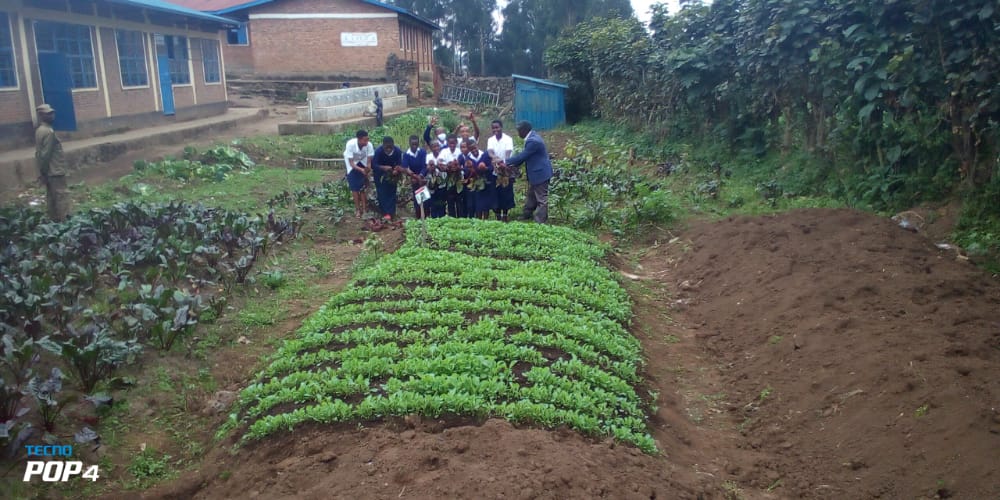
[278, 110, 409, 136]
[307, 84, 397, 108]
[294, 84, 406, 123]
[296, 95, 406, 122]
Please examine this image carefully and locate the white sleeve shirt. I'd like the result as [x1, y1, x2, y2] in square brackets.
[343, 138, 375, 173]
[487, 133, 514, 161]
[426, 149, 453, 177]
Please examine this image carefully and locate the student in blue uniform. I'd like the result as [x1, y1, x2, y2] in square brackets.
[458, 140, 477, 218]
[487, 120, 516, 222]
[372, 136, 403, 221]
[423, 116, 448, 149]
[462, 138, 495, 220]
[444, 134, 464, 218]
[343, 129, 374, 218]
[401, 135, 428, 218]
[425, 140, 451, 218]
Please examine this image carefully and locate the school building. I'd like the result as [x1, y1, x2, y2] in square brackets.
[167, 0, 438, 94]
[0, 0, 235, 149]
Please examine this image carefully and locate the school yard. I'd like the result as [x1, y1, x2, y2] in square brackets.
[2, 108, 999, 499]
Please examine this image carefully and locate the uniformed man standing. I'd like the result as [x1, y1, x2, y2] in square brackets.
[34, 104, 69, 221]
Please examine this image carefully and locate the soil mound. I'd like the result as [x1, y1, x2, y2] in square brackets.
[673, 208, 1000, 498]
[146, 418, 699, 499]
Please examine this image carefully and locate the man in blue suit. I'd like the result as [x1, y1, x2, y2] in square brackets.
[504, 121, 552, 223]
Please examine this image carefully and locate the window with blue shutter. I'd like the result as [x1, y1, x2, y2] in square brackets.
[115, 29, 148, 87]
[201, 39, 220, 83]
[165, 35, 190, 85]
[34, 20, 98, 89]
[0, 12, 16, 88]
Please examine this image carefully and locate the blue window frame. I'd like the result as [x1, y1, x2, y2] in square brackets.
[201, 39, 220, 83]
[115, 29, 148, 87]
[34, 20, 97, 89]
[226, 23, 248, 46]
[166, 35, 189, 85]
[0, 12, 16, 88]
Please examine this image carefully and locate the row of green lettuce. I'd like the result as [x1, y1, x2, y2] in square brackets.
[223, 218, 657, 453]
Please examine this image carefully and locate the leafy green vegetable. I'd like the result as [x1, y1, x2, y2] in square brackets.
[230, 218, 657, 453]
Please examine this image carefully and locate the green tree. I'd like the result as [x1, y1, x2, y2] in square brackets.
[545, 0, 999, 210]
[494, 0, 634, 77]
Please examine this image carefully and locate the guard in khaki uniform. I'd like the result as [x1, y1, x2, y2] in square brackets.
[34, 104, 69, 221]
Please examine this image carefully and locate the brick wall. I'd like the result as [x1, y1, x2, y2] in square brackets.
[100, 27, 158, 117]
[240, 0, 411, 79]
[172, 84, 195, 109]
[223, 44, 253, 76]
[71, 89, 106, 122]
[251, 17, 399, 79]
[253, 0, 386, 15]
[191, 37, 226, 103]
[0, 87, 29, 126]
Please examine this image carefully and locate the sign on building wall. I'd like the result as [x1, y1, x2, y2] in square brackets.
[341, 33, 377, 47]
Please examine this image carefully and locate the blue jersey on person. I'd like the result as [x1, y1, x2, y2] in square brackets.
[402, 147, 427, 177]
[461, 149, 496, 215]
[373, 145, 403, 217]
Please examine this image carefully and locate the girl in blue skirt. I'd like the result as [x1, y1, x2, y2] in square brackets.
[343, 129, 374, 218]
[372, 136, 403, 221]
[463, 138, 496, 220]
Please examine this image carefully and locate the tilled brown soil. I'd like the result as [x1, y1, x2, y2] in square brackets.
[144, 208, 999, 499]
[147, 419, 711, 500]
[671, 208, 1000, 498]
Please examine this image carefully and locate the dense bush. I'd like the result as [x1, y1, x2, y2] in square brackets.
[545, 1, 999, 213]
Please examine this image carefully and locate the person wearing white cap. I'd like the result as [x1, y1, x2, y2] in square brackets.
[34, 104, 69, 221]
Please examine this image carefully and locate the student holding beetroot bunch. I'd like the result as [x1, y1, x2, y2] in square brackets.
[461, 138, 495, 220]
[343, 129, 374, 218]
[372, 136, 403, 221]
[487, 119, 516, 222]
[401, 135, 428, 218]
[425, 140, 452, 218]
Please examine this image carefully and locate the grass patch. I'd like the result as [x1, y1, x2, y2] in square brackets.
[237, 301, 286, 327]
[126, 448, 174, 489]
[76, 167, 330, 212]
[228, 218, 656, 453]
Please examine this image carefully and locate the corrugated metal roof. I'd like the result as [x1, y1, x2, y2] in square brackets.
[360, 0, 440, 31]
[110, 0, 237, 25]
[166, 0, 439, 29]
[512, 74, 569, 89]
[164, 0, 249, 13]
[213, 0, 275, 15]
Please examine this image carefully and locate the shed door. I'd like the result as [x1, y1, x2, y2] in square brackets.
[515, 81, 564, 131]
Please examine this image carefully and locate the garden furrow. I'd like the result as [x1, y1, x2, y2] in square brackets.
[227, 219, 656, 452]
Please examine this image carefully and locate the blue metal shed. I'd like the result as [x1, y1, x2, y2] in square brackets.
[513, 74, 568, 131]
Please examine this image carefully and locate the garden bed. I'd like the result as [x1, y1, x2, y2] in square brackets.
[225, 218, 657, 452]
